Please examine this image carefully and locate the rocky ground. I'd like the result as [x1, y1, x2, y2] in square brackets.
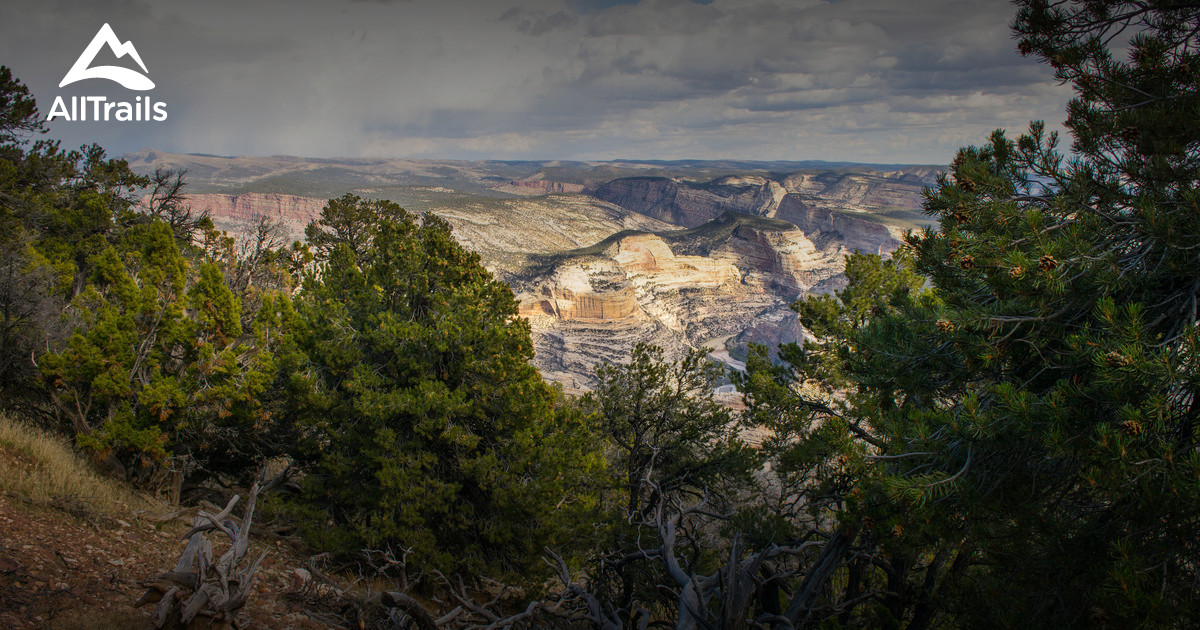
[0, 491, 356, 630]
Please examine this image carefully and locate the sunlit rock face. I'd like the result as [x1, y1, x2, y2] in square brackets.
[772, 195, 902, 256]
[590, 177, 764, 228]
[155, 193, 327, 242]
[168, 190, 898, 393]
[511, 215, 850, 392]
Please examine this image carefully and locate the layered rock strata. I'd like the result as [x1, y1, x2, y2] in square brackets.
[512, 216, 846, 391]
[588, 168, 935, 256]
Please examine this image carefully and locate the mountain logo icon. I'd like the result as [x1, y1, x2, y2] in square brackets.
[59, 23, 155, 91]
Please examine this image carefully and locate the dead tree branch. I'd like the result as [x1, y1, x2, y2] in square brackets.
[135, 475, 269, 629]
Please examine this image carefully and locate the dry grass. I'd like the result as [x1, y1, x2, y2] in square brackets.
[0, 414, 155, 516]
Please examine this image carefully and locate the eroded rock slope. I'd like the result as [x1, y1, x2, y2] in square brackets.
[511, 214, 848, 391]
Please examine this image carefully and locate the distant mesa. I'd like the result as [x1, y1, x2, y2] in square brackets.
[497, 179, 587, 196]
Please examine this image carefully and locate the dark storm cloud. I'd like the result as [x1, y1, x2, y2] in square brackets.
[0, 0, 1072, 163]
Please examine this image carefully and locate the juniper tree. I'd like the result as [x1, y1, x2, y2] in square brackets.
[584, 344, 756, 616]
[287, 197, 602, 580]
[2, 66, 299, 491]
[39, 221, 291, 490]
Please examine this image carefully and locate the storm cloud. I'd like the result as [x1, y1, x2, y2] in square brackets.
[0, 0, 1072, 163]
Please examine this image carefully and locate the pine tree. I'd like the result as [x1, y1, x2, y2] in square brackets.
[585, 344, 756, 615]
[786, 1, 1200, 625]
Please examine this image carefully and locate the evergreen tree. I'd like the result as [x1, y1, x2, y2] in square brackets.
[585, 344, 756, 615]
[288, 196, 602, 579]
[784, 1, 1200, 625]
[2, 65, 298, 493]
[590, 344, 754, 521]
[38, 221, 291, 490]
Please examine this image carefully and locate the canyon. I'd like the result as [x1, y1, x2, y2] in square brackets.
[513, 214, 842, 391]
[128, 150, 940, 390]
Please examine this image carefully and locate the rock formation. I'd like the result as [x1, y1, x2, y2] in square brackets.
[772, 196, 901, 256]
[588, 177, 759, 227]
[149, 191, 673, 275]
[495, 179, 588, 196]
[511, 214, 848, 391]
[589, 171, 924, 256]
[170, 193, 327, 242]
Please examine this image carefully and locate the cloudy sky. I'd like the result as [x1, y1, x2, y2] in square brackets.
[0, 0, 1072, 164]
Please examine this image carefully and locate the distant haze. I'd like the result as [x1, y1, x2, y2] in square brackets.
[1, 0, 1071, 164]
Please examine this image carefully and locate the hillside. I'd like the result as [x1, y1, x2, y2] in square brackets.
[0, 416, 339, 630]
[126, 150, 941, 390]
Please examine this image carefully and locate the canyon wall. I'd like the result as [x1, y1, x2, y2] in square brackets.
[590, 173, 912, 256]
[171, 193, 327, 242]
[511, 215, 847, 391]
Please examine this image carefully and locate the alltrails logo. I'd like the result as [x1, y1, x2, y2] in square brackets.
[46, 23, 168, 122]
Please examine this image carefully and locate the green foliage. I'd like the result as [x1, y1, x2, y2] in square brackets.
[734, 343, 851, 524]
[779, 2, 1200, 625]
[794, 251, 932, 390]
[0, 65, 42, 145]
[0, 233, 62, 396]
[303, 192, 405, 261]
[583, 343, 756, 613]
[39, 221, 289, 486]
[589, 344, 755, 517]
[288, 196, 603, 580]
[1, 65, 300, 493]
[797, 251, 927, 341]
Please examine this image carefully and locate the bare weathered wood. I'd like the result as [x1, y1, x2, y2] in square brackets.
[372, 489, 857, 629]
[150, 587, 181, 627]
[178, 586, 211, 625]
[139, 473, 270, 629]
[381, 591, 441, 630]
[141, 570, 200, 592]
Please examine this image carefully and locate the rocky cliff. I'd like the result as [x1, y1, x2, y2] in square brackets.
[495, 179, 588, 196]
[772, 195, 901, 256]
[154, 191, 673, 274]
[512, 213, 845, 391]
[165, 191, 897, 392]
[589, 167, 934, 255]
[589, 177, 760, 227]
[167, 193, 327, 242]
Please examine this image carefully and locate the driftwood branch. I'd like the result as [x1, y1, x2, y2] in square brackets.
[135, 473, 269, 629]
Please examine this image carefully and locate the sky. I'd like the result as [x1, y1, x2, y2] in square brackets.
[0, 0, 1073, 164]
